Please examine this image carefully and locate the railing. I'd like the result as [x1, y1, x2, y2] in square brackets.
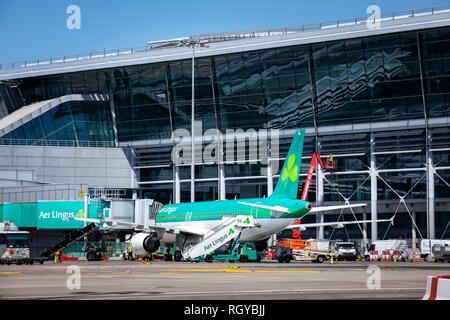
[0, 138, 115, 148]
[1, 5, 449, 71]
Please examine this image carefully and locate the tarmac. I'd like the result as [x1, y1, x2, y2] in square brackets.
[1, 259, 449, 300]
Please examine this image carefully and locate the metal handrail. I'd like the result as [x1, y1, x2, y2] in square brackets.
[0, 138, 115, 148]
[1, 5, 449, 71]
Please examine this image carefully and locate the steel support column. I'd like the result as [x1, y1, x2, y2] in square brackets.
[174, 165, 180, 204]
[219, 163, 226, 200]
[412, 211, 417, 250]
[427, 133, 435, 239]
[370, 133, 378, 242]
[267, 158, 273, 197]
[267, 136, 274, 196]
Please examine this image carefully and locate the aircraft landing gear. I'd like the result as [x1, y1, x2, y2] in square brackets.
[164, 244, 173, 261]
[174, 250, 183, 262]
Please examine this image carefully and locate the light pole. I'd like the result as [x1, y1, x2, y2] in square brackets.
[191, 43, 195, 203]
[147, 37, 208, 203]
[187, 39, 208, 202]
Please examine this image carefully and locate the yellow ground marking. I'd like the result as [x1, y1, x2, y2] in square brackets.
[0, 272, 22, 275]
[137, 259, 151, 265]
[166, 268, 319, 273]
[254, 270, 319, 273]
[109, 272, 130, 275]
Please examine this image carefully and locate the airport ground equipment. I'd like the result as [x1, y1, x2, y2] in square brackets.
[364, 239, 408, 261]
[193, 235, 260, 263]
[0, 221, 45, 265]
[420, 239, 450, 261]
[274, 239, 331, 263]
[181, 215, 256, 260]
[432, 245, 450, 263]
[84, 242, 106, 261]
[40, 223, 99, 260]
[335, 242, 357, 261]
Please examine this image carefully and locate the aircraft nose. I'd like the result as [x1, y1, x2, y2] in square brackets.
[305, 202, 312, 212]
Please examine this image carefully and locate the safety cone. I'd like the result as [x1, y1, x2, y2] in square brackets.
[330, 256, 334, 264]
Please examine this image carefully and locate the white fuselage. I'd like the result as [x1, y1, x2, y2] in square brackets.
[157, 217, 298, 244]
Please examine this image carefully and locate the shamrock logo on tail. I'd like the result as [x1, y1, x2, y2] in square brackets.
[228, 228, 235, 236]
[281, 154, 298, 188]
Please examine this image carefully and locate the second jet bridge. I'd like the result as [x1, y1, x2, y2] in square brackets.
[182, 215, 256, 260]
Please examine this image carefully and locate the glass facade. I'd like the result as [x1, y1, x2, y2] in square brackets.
[2, 100, 114, 146]
[3, 27, 450, 144]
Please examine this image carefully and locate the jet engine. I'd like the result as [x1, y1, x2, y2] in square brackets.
[130, 232, 160, 256]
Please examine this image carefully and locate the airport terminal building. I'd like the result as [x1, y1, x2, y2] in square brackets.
[0, 7, 449, 249]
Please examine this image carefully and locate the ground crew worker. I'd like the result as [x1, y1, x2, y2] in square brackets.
[127, 246, 133, 261]
[54, 251, 61, 263]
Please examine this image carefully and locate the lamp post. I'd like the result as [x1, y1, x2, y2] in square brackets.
[147, 37, 208, 203]
[191, 43, 195, 203]
[187, 39, 208, 202]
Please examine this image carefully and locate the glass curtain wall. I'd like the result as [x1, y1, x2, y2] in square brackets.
[6, 27, 450, 143]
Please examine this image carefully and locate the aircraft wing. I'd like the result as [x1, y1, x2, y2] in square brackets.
[285, 216, 395, 231]
[70, 216, 208, 236]
[310, 203, 367, 212]
[237, 201, 289, 213]
[173, 225, 210, 236]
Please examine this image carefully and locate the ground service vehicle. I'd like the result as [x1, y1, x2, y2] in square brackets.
[335, 242, 357, 261]
[431, 244, 450, 263]
[195, 237, 261, 263]
[274, 239, 330, 263]
[0, 222, 45, 265]
[420, 239, 450, 261]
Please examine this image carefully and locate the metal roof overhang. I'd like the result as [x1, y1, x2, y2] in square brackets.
[1, 10, 450, 81]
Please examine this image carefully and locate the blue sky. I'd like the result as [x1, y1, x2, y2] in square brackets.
[0, 0, 446, 64]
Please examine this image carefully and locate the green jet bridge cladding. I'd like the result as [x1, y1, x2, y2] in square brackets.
[0, 200, 109, 229]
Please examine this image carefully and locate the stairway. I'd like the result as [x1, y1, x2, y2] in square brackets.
[182, 215, 255, 259]
[40, 223, 98, 258]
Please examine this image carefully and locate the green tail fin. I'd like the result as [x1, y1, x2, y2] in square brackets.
[271, 129, 305, 199]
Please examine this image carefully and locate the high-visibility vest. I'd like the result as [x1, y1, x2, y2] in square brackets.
[128, 247, 132, 253]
